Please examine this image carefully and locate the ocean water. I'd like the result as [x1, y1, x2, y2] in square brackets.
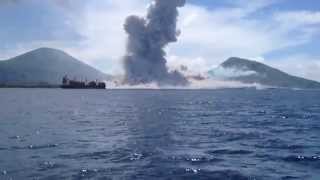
[0, 88, 319, 180]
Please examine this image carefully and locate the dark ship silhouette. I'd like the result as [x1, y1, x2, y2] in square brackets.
[61, 76, 106, 89]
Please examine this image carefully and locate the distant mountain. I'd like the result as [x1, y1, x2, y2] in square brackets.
[0, 48, 111, 86]
[208, 57, 320, 89]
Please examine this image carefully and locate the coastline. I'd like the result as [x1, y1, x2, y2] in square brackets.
[0, 85, 60, 89]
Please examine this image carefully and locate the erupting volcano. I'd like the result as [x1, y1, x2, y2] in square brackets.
[123, 0, 189, 86]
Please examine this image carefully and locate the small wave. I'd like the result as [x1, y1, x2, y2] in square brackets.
[58, 149, 148, 163]
[170, 155, 223, 165]
[58, 150, 111, 160]
[129, 153, 144, 161]
[37, 161, 66, 172]
[77, 120, 92, 125]
[8, 135, 22, 140]
[72, 168, 100, 179]
[255, 143, 305, 150]
[172, 169, 251, 180]
[208, 149, 253, 155]
[281, 175, 301, 180]
[254, 154, 278, 161]
[255, 153, 320, 169]
[10, 144, 59, 150]
[8, 135, 27, 142]
[0, 147, 8, 151]
[254, 139, 305, 150]
[283, 155, 320, 164]
[1, 170, 7, 176]
[282, 155, 320, 169]
[208, 130, 262, 142]
[187, 112, 216, 118]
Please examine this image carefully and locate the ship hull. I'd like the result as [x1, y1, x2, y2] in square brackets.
[60, 85, 106, 89]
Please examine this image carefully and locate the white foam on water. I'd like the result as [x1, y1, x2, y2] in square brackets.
[106, 78, 268, 90]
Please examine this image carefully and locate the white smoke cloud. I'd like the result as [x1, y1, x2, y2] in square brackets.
[209, 66, 257, 79]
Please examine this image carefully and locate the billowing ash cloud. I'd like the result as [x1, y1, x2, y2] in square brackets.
[123, 0, 189, 86]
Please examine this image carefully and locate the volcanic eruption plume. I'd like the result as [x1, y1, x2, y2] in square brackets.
[123, 0, 189, 86]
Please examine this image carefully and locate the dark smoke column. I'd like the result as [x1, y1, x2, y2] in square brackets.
[123, 0, 189, 86]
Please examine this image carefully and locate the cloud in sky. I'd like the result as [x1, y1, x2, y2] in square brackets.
[0, 0, 320, 81]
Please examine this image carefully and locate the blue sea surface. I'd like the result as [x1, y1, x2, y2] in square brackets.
[0, 88, 319, 180]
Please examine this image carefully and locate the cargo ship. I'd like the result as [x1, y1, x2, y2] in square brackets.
[61, 76, 106, 89]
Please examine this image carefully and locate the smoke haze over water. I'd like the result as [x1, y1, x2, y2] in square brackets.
[123, 0, 189, 86]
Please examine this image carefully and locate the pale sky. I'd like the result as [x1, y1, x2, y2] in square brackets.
[1, 0, 320, 81]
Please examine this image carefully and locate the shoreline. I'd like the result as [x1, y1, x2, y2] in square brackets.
[0, 85, 60, 89]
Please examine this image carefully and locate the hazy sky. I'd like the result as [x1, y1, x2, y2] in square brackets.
[0, 0, 320, 81]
